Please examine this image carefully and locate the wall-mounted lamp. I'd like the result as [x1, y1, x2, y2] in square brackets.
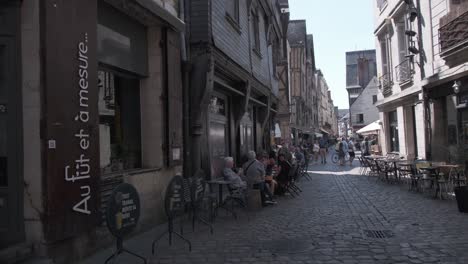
[405, 30, 417, 37]
[408, 46, 420, 54]
[409, 7, 418, 22]
[453, 81, 461, 94]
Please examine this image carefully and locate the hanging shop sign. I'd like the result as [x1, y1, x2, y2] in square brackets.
[43, 0, 99, 241]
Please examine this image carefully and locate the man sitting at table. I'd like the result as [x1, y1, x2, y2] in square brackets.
[242, 151, 277, 206]
[223, 157, 247, 190]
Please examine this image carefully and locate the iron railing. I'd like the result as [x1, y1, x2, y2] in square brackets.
[395, 59, 413, 84]
[377, 0, 388, 11]
[379, 72, 393, 97]
[439, 10, 468, 54]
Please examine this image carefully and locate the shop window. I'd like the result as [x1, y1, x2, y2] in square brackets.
[98, 71, 141, 173]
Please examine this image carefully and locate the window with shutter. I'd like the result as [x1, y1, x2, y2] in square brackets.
[166, 30, 183, 167]
[396, 20, 407, 64]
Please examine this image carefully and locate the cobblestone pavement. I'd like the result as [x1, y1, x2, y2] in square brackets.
[148, 162, 468, 264]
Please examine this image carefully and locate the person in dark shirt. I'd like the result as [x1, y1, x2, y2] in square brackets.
[276, 154, 291, 195]
[318, 137, 328, 164]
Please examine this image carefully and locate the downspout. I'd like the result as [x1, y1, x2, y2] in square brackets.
[415, 0, 431, 159]
[180, 0, 191, 176]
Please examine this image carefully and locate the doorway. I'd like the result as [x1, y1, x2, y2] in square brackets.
[0, 33, 23, 247]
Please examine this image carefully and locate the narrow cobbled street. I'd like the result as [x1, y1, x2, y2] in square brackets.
[127, 163, 468, 264]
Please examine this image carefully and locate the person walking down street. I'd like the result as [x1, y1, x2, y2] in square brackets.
[347, 138, 356, 165]
[312, 140, 320, 164]
[242, 151, 276, 206]
[319, 137, 328, 164]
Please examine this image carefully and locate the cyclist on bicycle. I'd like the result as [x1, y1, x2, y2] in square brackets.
[339, 137, 348, 166]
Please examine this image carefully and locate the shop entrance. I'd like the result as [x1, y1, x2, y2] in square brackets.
[0, 11, 23, 248]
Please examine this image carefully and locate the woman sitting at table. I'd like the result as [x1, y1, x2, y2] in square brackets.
[265, 154, 279, 195]
[223, 157, 247, 190]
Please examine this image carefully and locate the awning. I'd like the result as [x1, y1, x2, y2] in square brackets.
[356, 120, 381, 135]
[320, 128, 329, 134]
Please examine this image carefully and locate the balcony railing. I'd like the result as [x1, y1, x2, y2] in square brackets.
[377, 0, 388, 11]
[439, 10, 468, 55]
[395, 59, 413, 84]
[379, 72, 393, 97]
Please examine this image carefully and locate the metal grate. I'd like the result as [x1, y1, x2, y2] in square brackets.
[363, 230, 394, 239]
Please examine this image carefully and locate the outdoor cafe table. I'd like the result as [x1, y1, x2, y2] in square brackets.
[206, 179, 236, 218]
[438, 164, 463, 187]
[419, 165, 442, 199]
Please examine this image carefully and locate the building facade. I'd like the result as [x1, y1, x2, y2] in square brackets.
[374, 0, 468, 162]
[1, 0, 186, 262]
[346, 50, 377, 106]
[374, 0, 428, 159]
[349, 77, 380, 132]
[422, 0, 468, 164]
[188, 0, 284, 177]
[287, 20, 308, 144]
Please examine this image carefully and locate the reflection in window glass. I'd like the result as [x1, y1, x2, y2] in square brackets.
[98, 71, 141, 174]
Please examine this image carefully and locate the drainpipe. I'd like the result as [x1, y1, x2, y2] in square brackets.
[415, 0, 431, 159]
[180, 0, 191, 176]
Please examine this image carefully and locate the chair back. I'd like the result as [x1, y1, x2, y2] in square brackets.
[191, 170, 207, 207]
[288, 164, 298, 181]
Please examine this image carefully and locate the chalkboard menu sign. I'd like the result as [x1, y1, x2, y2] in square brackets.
[106, 183, 140, 238]
[164, 175, 185, 218]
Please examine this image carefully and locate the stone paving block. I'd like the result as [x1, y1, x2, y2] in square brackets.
[77, 163, 468, 264]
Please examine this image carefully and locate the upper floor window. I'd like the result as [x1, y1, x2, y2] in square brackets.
[396, 18, 408, 64]
[226, 0, 240, 24]
[252, 9, 261, 55]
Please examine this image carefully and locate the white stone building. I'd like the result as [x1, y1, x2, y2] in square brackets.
[374, 0, 428, 158]
[374, 0, 468, 162]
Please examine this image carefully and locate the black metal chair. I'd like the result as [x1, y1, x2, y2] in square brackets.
[190, 171, 214, 233]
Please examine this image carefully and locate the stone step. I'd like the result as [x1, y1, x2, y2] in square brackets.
[0, 242, 34, 264]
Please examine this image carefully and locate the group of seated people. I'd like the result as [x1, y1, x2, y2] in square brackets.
[222, 150, 294, 206]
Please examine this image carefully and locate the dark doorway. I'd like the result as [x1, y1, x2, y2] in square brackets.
[388, 110, 400, 152]
[0, 4, 23, 248]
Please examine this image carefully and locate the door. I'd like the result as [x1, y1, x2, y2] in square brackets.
[388, 110, 400, 152]
[208, 95, 229, 176]
[0, 36, 23, 248]
[460, 110, 468, 169]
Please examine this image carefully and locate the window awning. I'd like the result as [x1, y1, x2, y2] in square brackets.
[356, 120, 381, 135]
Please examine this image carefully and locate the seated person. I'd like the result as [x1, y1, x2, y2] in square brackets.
[265, 155, 278, 195]
[242, 151, 276, 206]
[223, 157, 246, 190]
[276, 153, 292, 195]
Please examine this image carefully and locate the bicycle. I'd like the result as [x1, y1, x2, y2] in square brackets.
[331, 149, 349, 164]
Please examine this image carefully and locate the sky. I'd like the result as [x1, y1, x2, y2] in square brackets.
[289, 0, 375, 109]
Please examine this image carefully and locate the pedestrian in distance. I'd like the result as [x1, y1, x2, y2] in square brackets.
[318, 137, 328, 164]
[347, 138, 356, 166]
[312, 140, 320, 164]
